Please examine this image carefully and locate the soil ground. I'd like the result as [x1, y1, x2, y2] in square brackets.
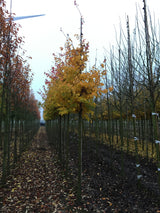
[0, 126, 160, 212]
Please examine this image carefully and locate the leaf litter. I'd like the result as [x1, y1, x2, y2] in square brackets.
[1, 127, 76, 212]
[0, 126, 160, 212]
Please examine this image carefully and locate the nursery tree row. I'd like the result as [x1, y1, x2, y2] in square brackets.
[42, 0, 160, 201]
[99, 0, 160, 182]
[0, 0, 40, 185]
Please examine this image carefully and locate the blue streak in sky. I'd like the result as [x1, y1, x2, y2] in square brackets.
[6, 14, 45, 22]
[13, 14, 45, 21]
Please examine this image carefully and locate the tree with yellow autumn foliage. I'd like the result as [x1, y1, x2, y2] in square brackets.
[43, 36, 109, 202]
[43, 37, 107, 120]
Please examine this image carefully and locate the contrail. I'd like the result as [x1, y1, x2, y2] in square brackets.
[6, 14, 45, 21]
[13, 14, 45, 21]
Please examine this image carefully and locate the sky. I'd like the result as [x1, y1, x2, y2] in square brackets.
[5, 0, 160, 118]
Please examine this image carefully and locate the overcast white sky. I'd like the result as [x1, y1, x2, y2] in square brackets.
[5, 0, 160, 105]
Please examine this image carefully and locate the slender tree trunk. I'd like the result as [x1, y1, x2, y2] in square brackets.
[77, 109, 82, 203]
[13, 115, 18, 164]
[65, 114, 70, 176]
[59, 116, 62, 162]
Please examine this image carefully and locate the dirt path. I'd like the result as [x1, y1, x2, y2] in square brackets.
[1, 127, 160, 212]
[1, 127, 74, 213]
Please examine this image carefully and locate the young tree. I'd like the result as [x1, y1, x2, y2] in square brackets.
[43, 36, 108, 202]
